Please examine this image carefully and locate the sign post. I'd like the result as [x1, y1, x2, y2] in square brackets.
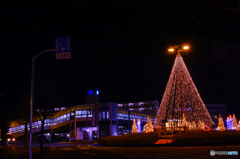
[0, 129, 2, 149]
[29, 36, 71, 159]
[55, 36, 71, 59]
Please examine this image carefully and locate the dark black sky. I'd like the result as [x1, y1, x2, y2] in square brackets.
[1, 0, 240, 120]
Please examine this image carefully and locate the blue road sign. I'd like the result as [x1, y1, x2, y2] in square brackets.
[55, 36, 71, 59]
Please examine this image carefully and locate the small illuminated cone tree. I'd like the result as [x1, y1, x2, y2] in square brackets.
[192, 121, 196, 129]
[182, 113, 187, 127]
[137, 118, 141, 133]
[149, 119, 154, 132]
[217, 114, 225, 131]
[232, 114, 238, 130]
[143, 116, 154, 133]
[154, 52, 214, 128]
[198, 121, 205, 130]
[226, 115, 233, 129]
[238, 120, 240, 131]
[132, 118, 138, 133]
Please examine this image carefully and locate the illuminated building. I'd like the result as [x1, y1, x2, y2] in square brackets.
[8, 89, 156, 140]
[205, 104, 227, 128]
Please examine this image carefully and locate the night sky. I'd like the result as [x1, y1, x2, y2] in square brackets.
[1, 0, 240, 120]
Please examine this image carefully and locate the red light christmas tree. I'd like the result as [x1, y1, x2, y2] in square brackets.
[154, 53, 215, 129]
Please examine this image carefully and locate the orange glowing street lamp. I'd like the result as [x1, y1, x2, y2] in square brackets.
[168, 45, 189, 56]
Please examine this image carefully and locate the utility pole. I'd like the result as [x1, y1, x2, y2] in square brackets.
[29, 36, 71, 159]
[29, 49, 56, 159]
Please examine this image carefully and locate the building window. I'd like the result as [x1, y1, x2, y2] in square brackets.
[107, 111, 109, 119]
[99, 112, 102, 120]
[103, 111, 105, 120]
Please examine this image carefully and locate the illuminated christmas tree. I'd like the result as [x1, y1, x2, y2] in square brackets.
[192, 121, 196, 129]
[232, 114, 238, 130]
[198, 121, 205, 130]
[226, 115, 233, 129]
[182, 113, 187, 127]
[217, 113, 225, 131]
[132, 118, 138, 133]
[149, 119, 154, 132]
[238, 120, 240, 131]
[137, 118, 141, 133]
[143, 116, 154, 133]
[154, 53, 214, 128]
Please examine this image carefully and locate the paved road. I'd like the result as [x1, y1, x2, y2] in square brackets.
[1, 144, 240, 159]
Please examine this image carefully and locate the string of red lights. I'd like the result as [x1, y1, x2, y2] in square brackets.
[154, 54, 214, 128]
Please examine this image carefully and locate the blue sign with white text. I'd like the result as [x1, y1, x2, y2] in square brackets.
[55, 36, 71, 59]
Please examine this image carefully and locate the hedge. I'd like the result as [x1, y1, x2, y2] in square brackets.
[97, 132, 159, 146]
[172, 130, 240, 145]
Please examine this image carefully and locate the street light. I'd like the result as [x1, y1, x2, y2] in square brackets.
[168, 45, 190, 56]
[29, 49, 56, 159]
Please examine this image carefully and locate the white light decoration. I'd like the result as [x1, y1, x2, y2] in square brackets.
[226, 115, 233, 130]
[132, 118, 138, 133]
[232, 114, 238, 130]
[137, 118, 141, 133]
[143, 116, 154, 133]
[154, 54, 214, 129]
[217, 114, 225, 131]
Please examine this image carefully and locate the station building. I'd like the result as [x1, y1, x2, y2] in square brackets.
[8, 89, 158, 141]
[205, 104, 227, 127]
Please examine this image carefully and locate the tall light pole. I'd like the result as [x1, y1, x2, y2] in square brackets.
[168, 45, 189, 129]
[29, 49, 55, 159]
[29, 37, 71, 159]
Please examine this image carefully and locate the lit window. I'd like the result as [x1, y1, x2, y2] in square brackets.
[103, 111, 105, 119]
[107, 111, 109, 119]
[99, 112, 102, 120]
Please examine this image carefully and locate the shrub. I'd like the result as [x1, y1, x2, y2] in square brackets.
[97, 132, 159, 146]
